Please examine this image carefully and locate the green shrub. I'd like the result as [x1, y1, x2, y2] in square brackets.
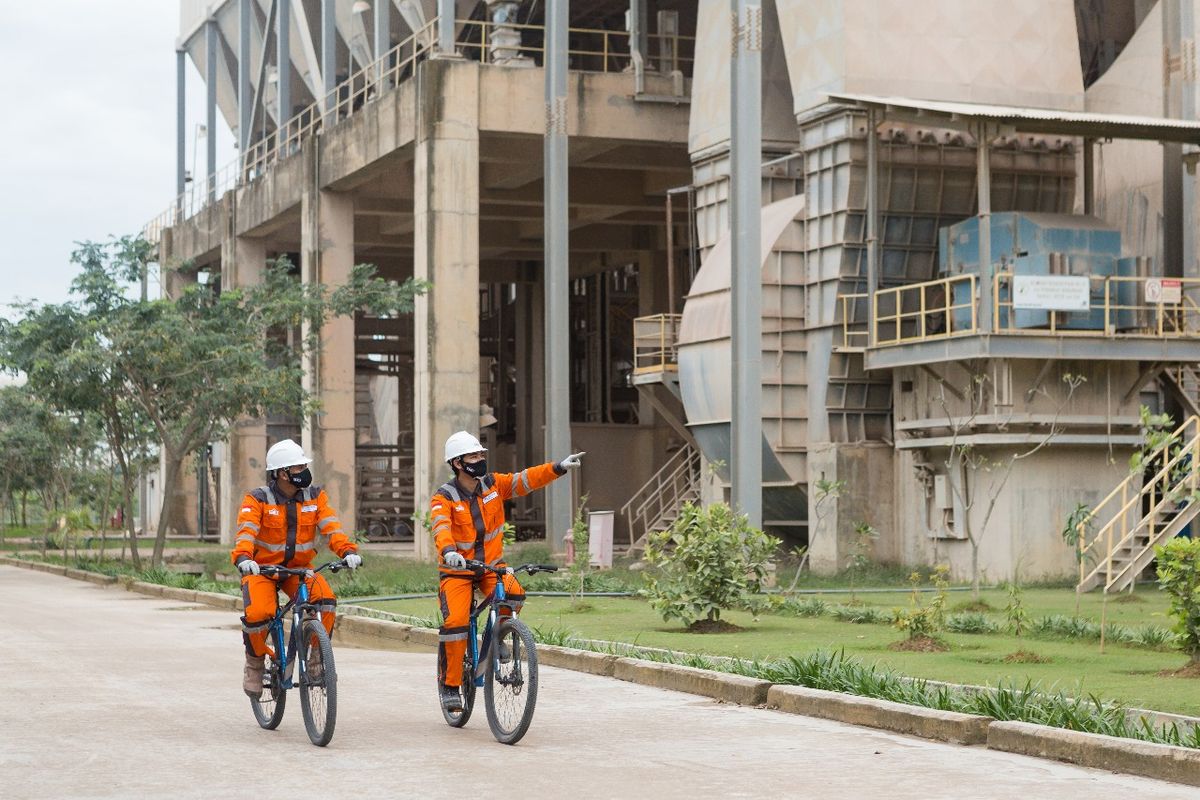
[830, 604, 888, 624]
[1155, 537, 1200, 663]
[892, 566, 948, 640]
[642, 502, 780, 627]
[779, 597, 829, 618]
[945, 611, 1000, 634]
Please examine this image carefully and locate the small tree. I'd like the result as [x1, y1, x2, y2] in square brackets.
[892, 565, 948, 645]
[846, 521, 879, 604]
[568, 494, 590, 607]
[796, 477, 844, 574]
[1061, 502, 1093, 617]
[1003, 581, 1029, 638]
[1155, 537, 1200, 664]
[642, 502, 780, 629]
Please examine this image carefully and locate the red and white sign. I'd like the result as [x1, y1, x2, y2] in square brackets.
[1145, 278, 1183, 304]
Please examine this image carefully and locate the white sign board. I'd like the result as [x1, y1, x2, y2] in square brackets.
[1145, 278, 1183, 304]
[1011, 275, 1091, 312]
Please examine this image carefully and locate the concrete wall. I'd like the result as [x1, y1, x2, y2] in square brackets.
[806, 442, 895, 573]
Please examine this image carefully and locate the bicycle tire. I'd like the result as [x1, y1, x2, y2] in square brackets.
[484, 617, 539, 745]
[249, 651, 286, 730]
[298, 618, 338, 747]
[441, 649, 478, 728]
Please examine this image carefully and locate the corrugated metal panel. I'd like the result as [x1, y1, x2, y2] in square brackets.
[827, 93, 1200, 142]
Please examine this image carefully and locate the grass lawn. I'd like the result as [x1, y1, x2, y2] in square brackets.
[361, 589, 1200, 717]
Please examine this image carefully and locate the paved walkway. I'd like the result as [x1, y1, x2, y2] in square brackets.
[0, 565, 1193, 799]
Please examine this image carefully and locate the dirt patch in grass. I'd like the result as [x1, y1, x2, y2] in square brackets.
[1111, 593, 1147, 604]
[1002, 649, 1051, 664]
[686, 618, 745, 634]
[952, 600, 995, 613]
[888, 635, 949, 653]
[1158, 661, 1200, 679]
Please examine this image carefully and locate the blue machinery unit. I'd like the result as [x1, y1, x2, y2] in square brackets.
[939, 212, 1145, 331]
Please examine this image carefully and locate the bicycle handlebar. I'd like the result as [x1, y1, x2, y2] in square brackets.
[259, 559, 347, 578]
[463, 560, 559, 576]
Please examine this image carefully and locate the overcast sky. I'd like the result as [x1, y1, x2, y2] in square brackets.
[0, 1, 236, 311]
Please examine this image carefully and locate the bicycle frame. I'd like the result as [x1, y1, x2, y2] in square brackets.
[264, 573, 324, 691]
[464, 569, 525, 688]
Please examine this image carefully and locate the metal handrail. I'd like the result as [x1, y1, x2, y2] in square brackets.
[632, 313, 682, 374]
[1077, 416, 1200, 592]
[872, 274, 978, 345]
[455, 19, 695, 73]
[620, 444, 700, 548]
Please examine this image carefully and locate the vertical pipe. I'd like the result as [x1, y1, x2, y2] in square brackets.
[544, 0, 571, 548]
[239, 0, 253, 154]
[730, 0, 762, 528]
[205, 20, 218, 202]
[375, 0, 390, 80]
[1183, 0, 1197, 279]
[277, 0, 292, 147]
[438, 0, 455, 55]
[1083, 137, 1095, 216]
[176, 49, 186, 202]
[321, 0, 336, 113]
[666, 191, 676, 317]
[866, 108, 878, 345]
[629, 0, 646, 95]
[977, 122, 993, 333]
[1165, 0, 1184, 278]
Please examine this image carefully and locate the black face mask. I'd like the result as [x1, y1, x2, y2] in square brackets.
[286, 468, 313, 489]
[460, 459, 488, 479]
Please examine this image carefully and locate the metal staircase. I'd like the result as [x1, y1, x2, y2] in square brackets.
[1077, 415, 1200, 593]
[619, 444, 702, 554]
[1162, 364, 1200, 419]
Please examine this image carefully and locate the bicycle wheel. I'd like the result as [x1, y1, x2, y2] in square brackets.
[249, 651, 286, 730]
[441, 649, 477, 728]
[484, 617, 539, 745]
[298, 618, 338, 747]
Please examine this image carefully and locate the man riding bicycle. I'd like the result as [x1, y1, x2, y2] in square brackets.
[231, 439, 362, 696]
[432, 431, 583, 712]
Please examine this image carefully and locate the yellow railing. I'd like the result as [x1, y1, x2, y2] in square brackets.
[633, 313, 682, 375]
[872, 274, 978, 345]
[455, 19, 694, 74]
[1077, 416, 1200, 593]
[143, 19, 694, 245]
[993, 273, 1200, 338]
[838, 293, 869, 350]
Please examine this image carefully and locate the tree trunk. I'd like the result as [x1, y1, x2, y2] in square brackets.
[21, 492, 27, 528]
[971, 542, 981, 600]
[122, 473, 141, 570]
[153, 452, 185, 567]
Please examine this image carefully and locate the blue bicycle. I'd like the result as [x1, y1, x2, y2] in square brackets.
[441, 560, 558, 744]
[249, 559, 346, 747]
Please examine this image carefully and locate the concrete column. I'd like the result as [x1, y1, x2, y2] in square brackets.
[239, 0, 253, 153]
[206, 19, 218, 202]
[413, 59, 480, 560]
[301, 147, 359, 536]
[219, 233, 268, 545]
[176, 49, 186, 201]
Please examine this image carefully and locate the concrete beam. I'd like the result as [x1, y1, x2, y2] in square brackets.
[412, 59, 481, 561]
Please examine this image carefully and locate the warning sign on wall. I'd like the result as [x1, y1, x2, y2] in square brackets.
[1145, 278, 1182, 304]
[1012, 275, 1091, 311]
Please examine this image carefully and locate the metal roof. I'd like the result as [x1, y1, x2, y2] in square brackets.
[827, 93, 1200, 144]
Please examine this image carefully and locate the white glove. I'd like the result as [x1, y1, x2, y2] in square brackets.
[444, 551, 467, 570]
[558, 452, 586, 471]
[238, 559, 260, 576]
[344, 553, 363, 570]
[502, 566, 515, 576]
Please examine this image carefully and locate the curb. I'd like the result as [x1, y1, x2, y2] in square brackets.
[612, 658, 771, 706]
[987, 721, 1200, 787]
[5, 555, 1198, 786]
[767, 685, 992, 745]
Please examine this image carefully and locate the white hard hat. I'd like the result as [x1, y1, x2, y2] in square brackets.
[444, 431, 486, 463]
[266, 439, 312, 472]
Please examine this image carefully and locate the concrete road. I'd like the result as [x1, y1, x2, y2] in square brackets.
[0, 565, 1193, 800]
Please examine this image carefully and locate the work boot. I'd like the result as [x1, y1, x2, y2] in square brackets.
[243, 654, 265, 697]
[440, 684, 463, 713]
[306, 647, 324, 683]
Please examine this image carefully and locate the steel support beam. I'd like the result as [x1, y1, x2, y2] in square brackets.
[375, 0, 390, 78]
[1083, 137, 1094, 215]
[277, 0, 292, 146]
[1183, 0, 1197, 279]
[438, 0, 455, 54]
[730, 0, 762, 528]
[976, 122, 993, 333]
[176, 49, 186, 200]
[866, 108, 879, 345]
[238, 0, 253, 153]
[205, 19, 218, 202]
[544, 0, 571, 549]
[1165, 0, 1184, 278]
[321, 0, 337, 110]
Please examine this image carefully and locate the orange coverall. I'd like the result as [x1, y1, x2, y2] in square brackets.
[230, 483, 358, 656]
[431, 462, 565, 686]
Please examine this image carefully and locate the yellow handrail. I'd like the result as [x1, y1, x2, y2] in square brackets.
[871, 274, 978, 345]
[633, 313, 682, 374]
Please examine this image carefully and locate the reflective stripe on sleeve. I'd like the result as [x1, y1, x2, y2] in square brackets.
[318, 517, 340, 531]
[518, 470, 532, 495]
[238, 521, 260, 532]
